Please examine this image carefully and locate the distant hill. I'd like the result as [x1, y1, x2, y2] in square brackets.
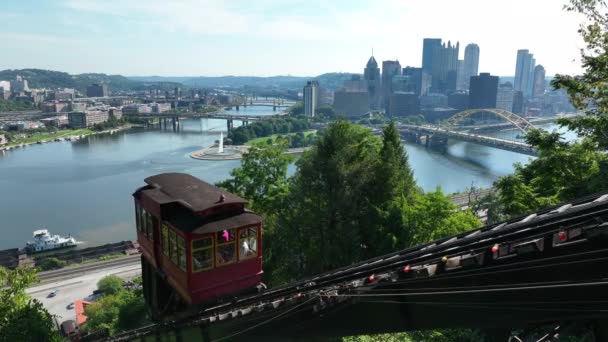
[128, 72, 357, 91]
[0, 69, 182, 93]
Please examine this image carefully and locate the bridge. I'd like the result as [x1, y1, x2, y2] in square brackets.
[102, 192, 608, 341]
[397, 124, 538, 156]
[126, 110, 289, 132]
[396, 108, 539, 156]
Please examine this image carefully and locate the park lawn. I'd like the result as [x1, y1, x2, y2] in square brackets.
[9, 128, 93, 145]
[246, 130, 316, 146]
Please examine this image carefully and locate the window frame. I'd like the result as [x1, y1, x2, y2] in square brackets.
[215, 229, 237, 267]
[177, 235, 186, 271]
[169, 229, 177, 264]
[161, 224, 169, 256]
[145, 211, 154, 241]
[134, 203, 141, 232]
[237, 226, 258, 261]
[191, 235, 214, 273]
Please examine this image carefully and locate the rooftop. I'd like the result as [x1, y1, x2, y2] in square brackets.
[143, 173, 248, 213]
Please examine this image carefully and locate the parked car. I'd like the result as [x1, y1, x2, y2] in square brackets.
[48, 289, 58, 298]
[66, 302, 74, 310]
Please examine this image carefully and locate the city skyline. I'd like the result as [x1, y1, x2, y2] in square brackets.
[0, 0, 585, 77]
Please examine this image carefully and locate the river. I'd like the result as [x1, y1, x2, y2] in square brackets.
[0, 108, 569, 249]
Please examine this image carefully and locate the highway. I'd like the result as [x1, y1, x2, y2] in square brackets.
[27, 256, 142, 323]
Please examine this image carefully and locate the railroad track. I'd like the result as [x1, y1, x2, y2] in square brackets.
[105, 192, 608, 341]
[37, 254, 141, 283]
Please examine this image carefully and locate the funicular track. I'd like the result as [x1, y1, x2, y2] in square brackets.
[104, 192, 608, 341]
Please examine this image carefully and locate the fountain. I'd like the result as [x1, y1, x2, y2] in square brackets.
[189, 130, 244, 160]
[218, 131, 224, 154]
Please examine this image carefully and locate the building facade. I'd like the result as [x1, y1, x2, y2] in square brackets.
[448, 92, 469, 111]
[303, 80, 319, 117]
[86, 84, 109, 97]
[68, 111, 110, 128]
[532, 65, 546, 98]
[496, 82, 515, 112]
[382, 60, 401, 111]
[469, 73, 499, 109]
[402, 67, 430, 96]
[364, 56, 381, 110]
[462, 43, 480, 91]
[10, 76, 29, 93]
[333, 89, 369, 118]
[514, 49, 536, 98]
[389, 92, 420, 117]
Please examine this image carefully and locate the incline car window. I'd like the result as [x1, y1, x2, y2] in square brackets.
[238, 226, 258, 260]
[161, 224, 169, 256]
[192, 236, 213, 272]
[216, 229, 236, 266]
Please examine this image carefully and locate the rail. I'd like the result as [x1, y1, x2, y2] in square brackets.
[102, 192, 608, 341]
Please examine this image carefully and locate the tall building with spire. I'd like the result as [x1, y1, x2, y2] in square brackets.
[462, 43, 480, 90]
[440, 41, 459, 92]
[364, 55, 381, 110]
[382, 60, 401, 111]
[422, 38, 459, 93]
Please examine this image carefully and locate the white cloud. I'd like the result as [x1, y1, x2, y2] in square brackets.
[47, 0, 590, 76]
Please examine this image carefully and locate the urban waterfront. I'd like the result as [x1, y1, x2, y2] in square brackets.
[0, 111, 567, 249]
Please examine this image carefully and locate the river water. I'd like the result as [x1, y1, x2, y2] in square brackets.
[0, 108, 569, 249]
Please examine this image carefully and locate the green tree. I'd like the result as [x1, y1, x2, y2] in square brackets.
[97, 275, 124, 295]
[0, 267, 62, 342]
[38, 257, 67, 271]
[216, 143, 293, 213]
[85, 282, 147, 335]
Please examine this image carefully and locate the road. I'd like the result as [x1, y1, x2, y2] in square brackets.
[26, 259, 142, 323]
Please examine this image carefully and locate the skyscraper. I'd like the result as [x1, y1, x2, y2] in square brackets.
[439, 41, 459, 92]
[462, 43, 480, 90]
[469, 73, 499, 109]
[364, 55, 381, 110]
[514, 49, 535, 98]
[496, 82, 515, 112]
[86, 83, 108, 97]
[422, 38, 459, 93]
[532, 65, 546, 98]
[456, 60, 466, 90]
[382, 60, 401, 111]
[303, 81, 319, 117]
[403, 67, 431, 96]
[422, 38, 442, 91]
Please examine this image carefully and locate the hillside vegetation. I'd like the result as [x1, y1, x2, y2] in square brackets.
[0, 69, 182, 93]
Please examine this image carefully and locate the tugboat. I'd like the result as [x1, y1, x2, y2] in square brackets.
[25, 229, 78, 253]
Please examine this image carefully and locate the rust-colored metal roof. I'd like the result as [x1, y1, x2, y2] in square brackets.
[166, 208, 261, 234]
[74, 300, 92, 326]
[142, 173, 248, 213]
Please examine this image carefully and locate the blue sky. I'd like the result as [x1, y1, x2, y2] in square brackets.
[0, 0, 585, 77]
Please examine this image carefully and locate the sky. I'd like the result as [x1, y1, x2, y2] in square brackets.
[0, 0, 587, 77]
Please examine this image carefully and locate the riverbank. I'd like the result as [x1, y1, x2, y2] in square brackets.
[190, 144, 308, 160]
[246, 130, 316, 145]
[0, 124, 132, 151]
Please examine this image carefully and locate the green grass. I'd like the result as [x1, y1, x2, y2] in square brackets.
[8, 129, 93, 145]
[246, 130, 316, 146]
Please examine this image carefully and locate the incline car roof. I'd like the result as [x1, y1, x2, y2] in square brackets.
[141, 173, 248, 213]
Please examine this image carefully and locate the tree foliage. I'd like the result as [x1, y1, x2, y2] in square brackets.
[84, 287, 147, 335]
[479, 0, 608, 222]
[97, 275, 124, 296]
[0, 267, 61, 342]
[38, 257, 66, 271]
[216, 143, 293, 214]
[0, 99, 36, 111]
[219, 120, 481, 285]
[228, 117, 310, 145]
